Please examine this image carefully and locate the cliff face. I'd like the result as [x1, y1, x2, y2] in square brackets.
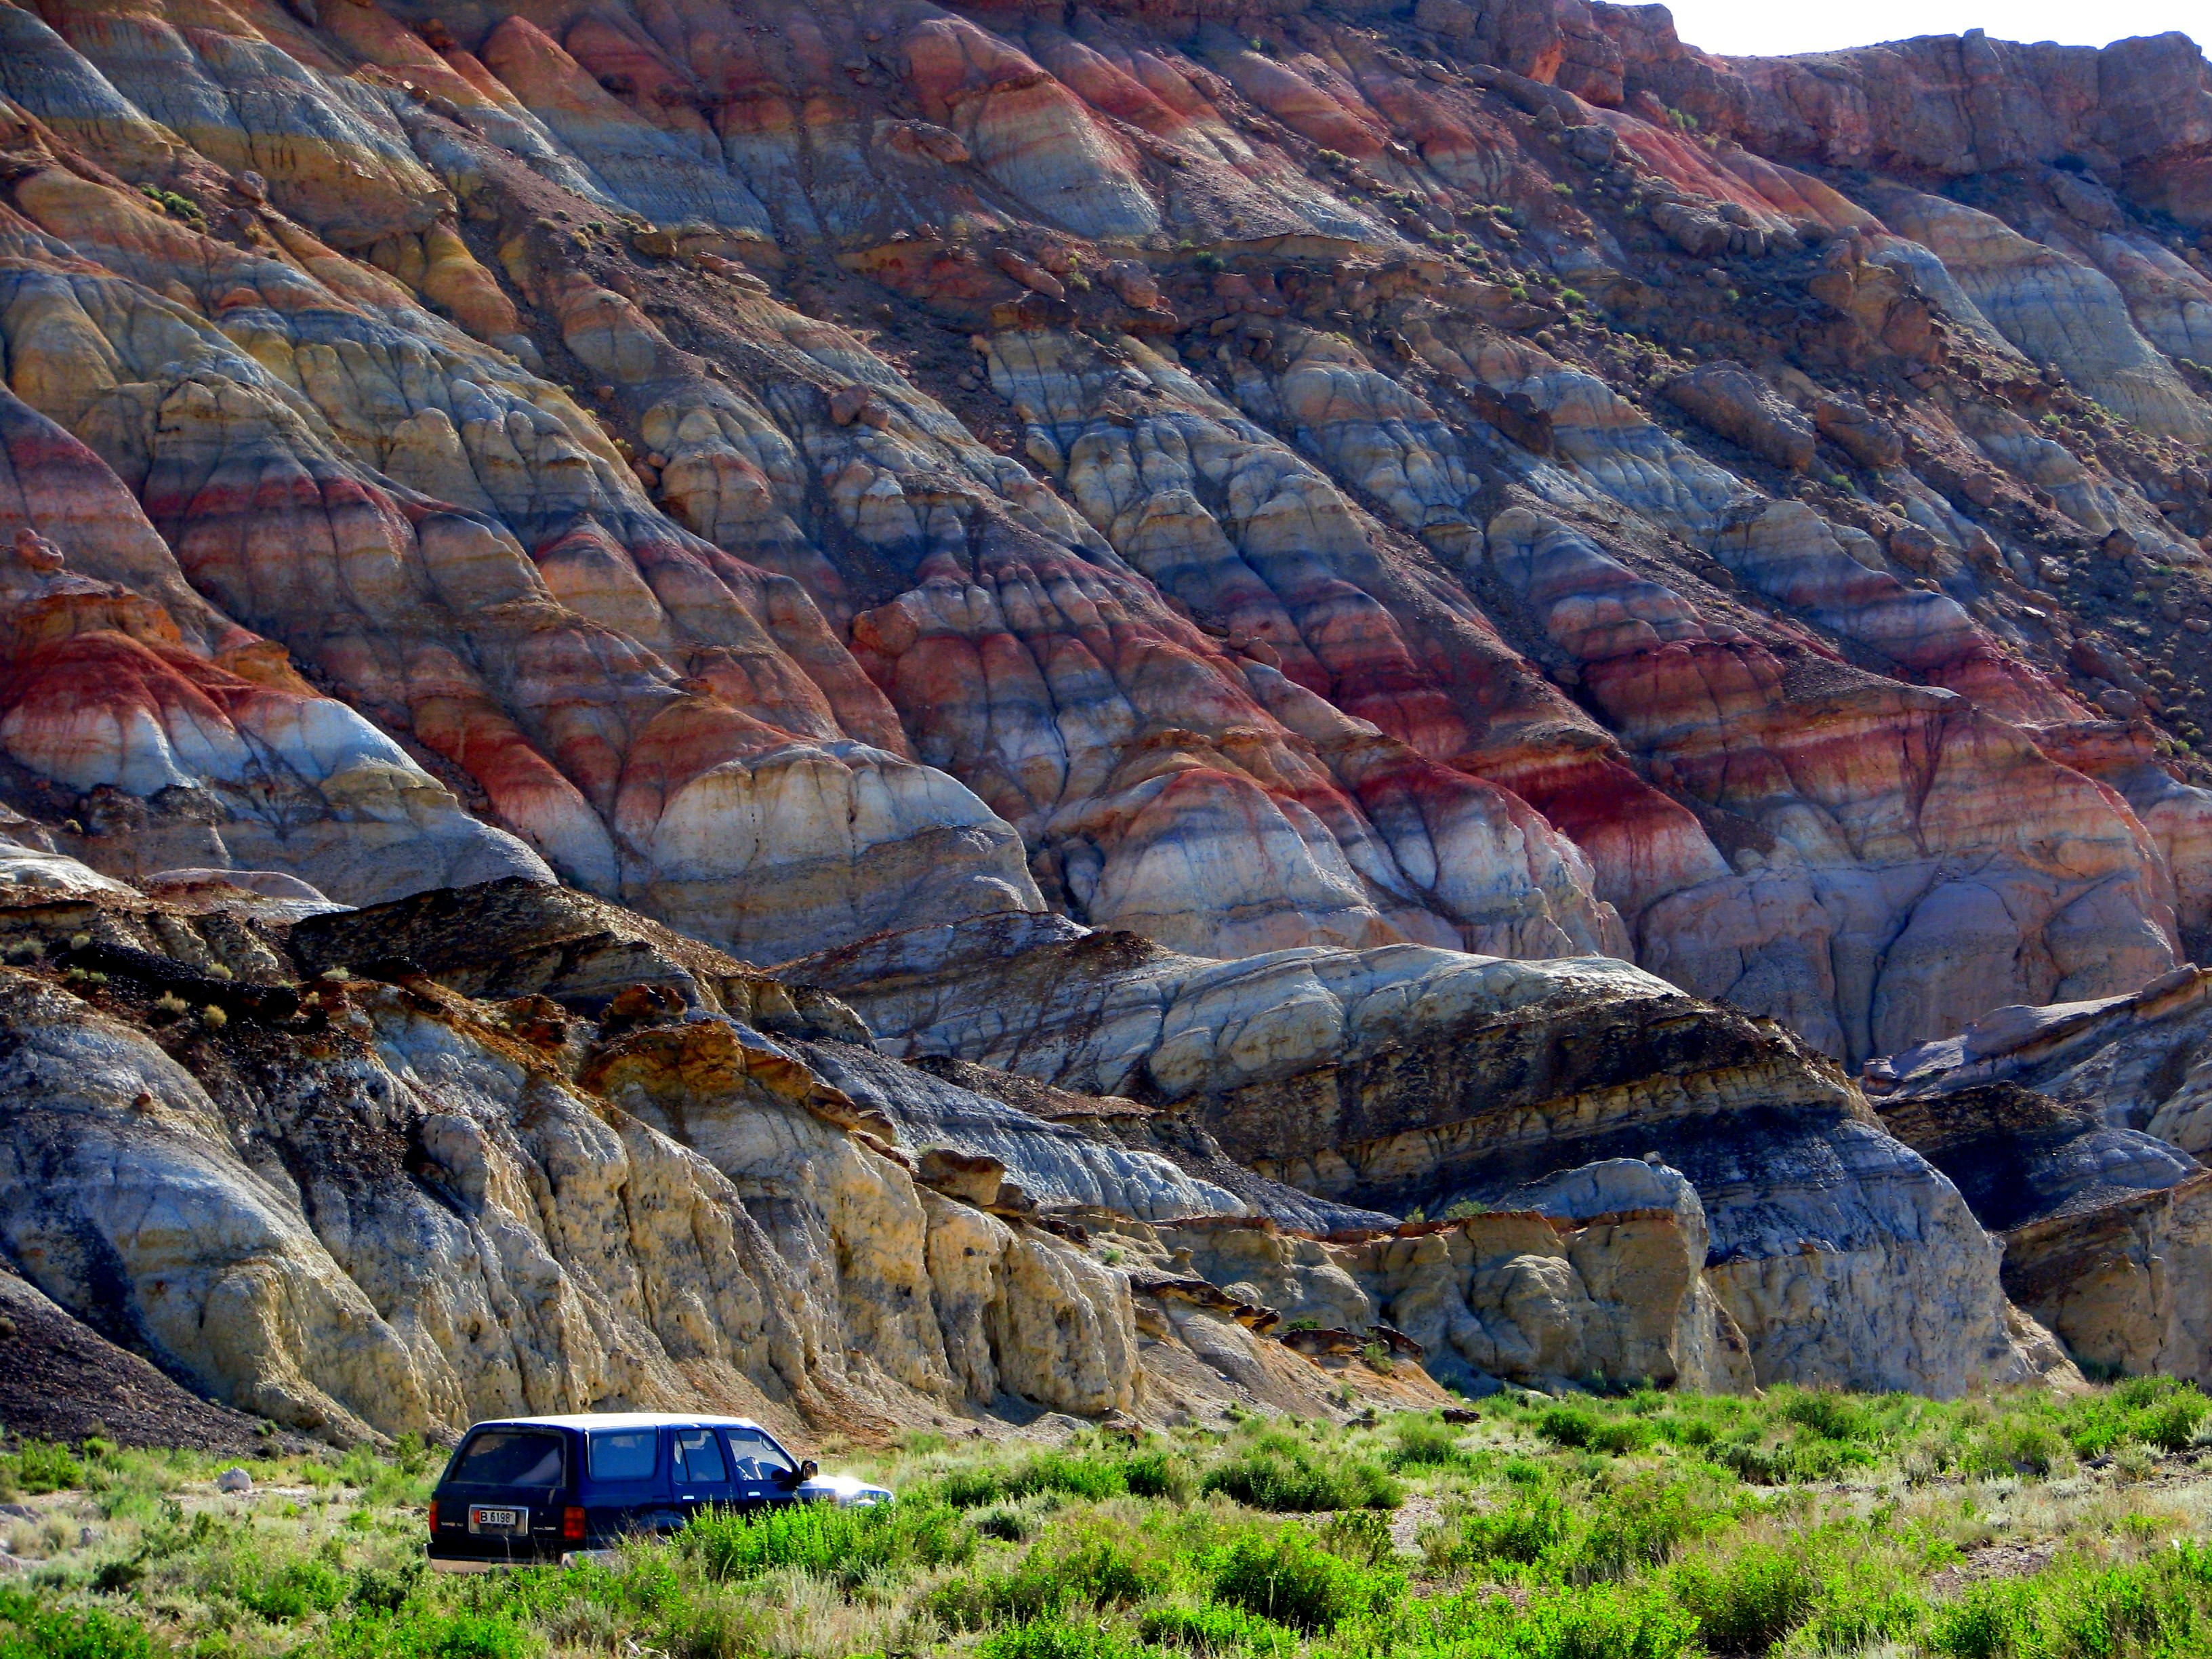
[0, 0, 2207, 1065]
[3, 0, 2212, 1422]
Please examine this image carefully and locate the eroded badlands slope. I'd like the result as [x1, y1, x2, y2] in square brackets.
[3, 0, 2212, 1425]
[0, 0, 2208, 1063]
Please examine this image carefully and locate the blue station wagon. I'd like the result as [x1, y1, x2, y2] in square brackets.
[427, 1412, 891, 1570]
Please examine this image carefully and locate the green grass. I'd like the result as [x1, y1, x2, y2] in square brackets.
[5, 1380, 2212, 1659]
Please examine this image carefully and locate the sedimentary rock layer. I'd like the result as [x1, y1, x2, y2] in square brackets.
[793, 911, 2049, 1393]
[1872, 967, 2212, 1379]
[0, 0, 2203, 1067]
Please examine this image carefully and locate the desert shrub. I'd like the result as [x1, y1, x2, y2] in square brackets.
[684, 1498, 969, 1585]
[1924, 1542, 2212, 1659]
[1782, 1558, 1927, 1657]
[323, 1606, 535, 1659]
[1012, 1452, 1128, 1502]
[0, 1589, 158, 1659]
[1120, 1450, 1196, 1503]
[975, 1504, 1040, 1542]
[2, 1443, 84, 1496]
[1534, 1406, 1650, 1456]
[1671, 1541, 1820, 1653]
[237, 1557, 348, 1621]
[929, 1465, 1009, 1507]
[1207, 1528, 1397, 1634]
[1457, 1490, 1575, 1569]
[1565, 1474, 1729, 1583]
[1201, 1432, 1401, 1512]
[1420, 1581, 1702, 1659]
[1140, 1603, 1298, 1656]
[1776, 1389, 1877, 1443]
[930, 1527, 1159, 1631]
[1961, 1413, 2073, 1479]
[1389, 1416, 1471, 1471]
[2062, 1377, 2212, 1458]
[1318, 1509, 1395, 1567]
[976, 1619, 1149, 1659]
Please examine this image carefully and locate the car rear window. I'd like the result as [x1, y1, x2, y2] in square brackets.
[450, 1430, 563, 1488]
[588, 1429, 658, 1481]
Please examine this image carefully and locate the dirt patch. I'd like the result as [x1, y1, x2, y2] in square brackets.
[0, 1269, 285, 1455]
[1391, 1491, 1447, 1557]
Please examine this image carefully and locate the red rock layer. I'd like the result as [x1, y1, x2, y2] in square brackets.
[0, 0, 2207, 1059]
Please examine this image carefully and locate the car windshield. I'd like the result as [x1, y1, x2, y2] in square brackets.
[588, 1429, 657, 1481]
[450, 1430, 562, 1488]
[726, 1429, 796, 1480]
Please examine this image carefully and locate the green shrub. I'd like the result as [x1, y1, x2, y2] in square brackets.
[975, 1505, 1038, 1542]
[1534, 1407, 1650, 1456]
[3, 1443, 85, 1495]
[1318, 1509, 1395, 1568]
[1141, 1603, 1298, 1656]
[1422, 1581, 1702, 1659]
[1777, 1390, 1875, 1443]
[2062, 1377, 2212, 1457]
[684, 1498, 970, 1585]
[1567, 1475, 1726, 1583]
[1208, 1529, 1397, 1634]
[1784, 1563, 1927, 1657]
[1013, 1452, 1128, 1502]
[976, 1620, 1148, 1659]
[1120, 1450, 1195, 1503]
[1672, 1542, 1819, 1652]
[930, 1465, 1008, 1507]
[930, 1529, 1158, 1631]
[323, 1607, 535, 1659]
[238, 1557, 348, 1621]
[1389, 1416, 1471, 1470]
[1456, 1490, 1574, 1568]
[1924, 1544, 2212, 1659]
[0, 1588, 159, 1659]
[1202, 1432, 1401, 1512]
[1512, 1582, 1704, 1659]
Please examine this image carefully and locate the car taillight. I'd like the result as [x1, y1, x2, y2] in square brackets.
[427, 1499, 438, 1535]
[562, 1506, 586, 1542]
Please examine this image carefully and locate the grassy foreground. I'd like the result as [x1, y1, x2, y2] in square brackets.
[7, 1380, 2212, 1659]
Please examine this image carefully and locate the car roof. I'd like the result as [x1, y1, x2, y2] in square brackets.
[464, 1413, 769, 1433]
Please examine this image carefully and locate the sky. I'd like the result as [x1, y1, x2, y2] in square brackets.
[1656, 0, 2205, 58]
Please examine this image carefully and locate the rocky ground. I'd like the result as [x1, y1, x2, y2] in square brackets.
[5, 0, 2212, 1441]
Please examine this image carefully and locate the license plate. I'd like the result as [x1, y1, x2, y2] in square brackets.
[470, 1506, 525, 1533]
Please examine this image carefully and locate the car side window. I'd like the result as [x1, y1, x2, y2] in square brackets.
[673, 1427, 729, 1485]
[588, 1429, 657, 1481]
[725, 1429, 796, 1481]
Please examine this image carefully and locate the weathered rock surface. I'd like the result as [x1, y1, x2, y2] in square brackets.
[1871, 968, 2212, 1380]
[0, 878, 1431, 1439]
[792, 913, 2053, 1394]
[0, 0, 2203, 1070]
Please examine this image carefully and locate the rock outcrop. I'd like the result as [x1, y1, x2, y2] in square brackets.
[1871, 968, 2212, 1380]
[791, 912, 2052, 1394]
[0, 872, 1444, 1439]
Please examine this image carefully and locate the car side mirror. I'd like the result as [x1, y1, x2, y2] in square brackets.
[796, 1460, 819, 1483]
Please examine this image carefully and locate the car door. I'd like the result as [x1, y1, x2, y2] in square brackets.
[723, 1426, 802, 1511]
[668, 1424, 737, 1521]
